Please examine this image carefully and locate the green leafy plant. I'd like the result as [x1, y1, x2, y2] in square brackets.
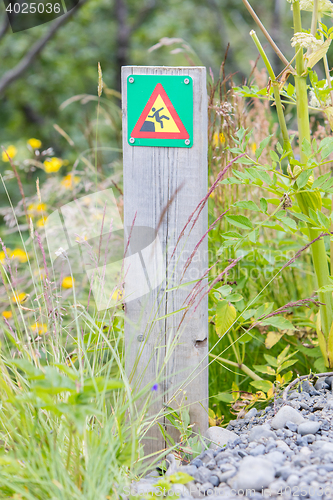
[223, 0, 333, 368]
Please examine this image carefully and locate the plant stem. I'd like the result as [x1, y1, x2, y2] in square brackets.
[250, 31, 294, 159]
[292, 1, 333, 356]
[209, 353, 263, 381]
[242, 0, 290, 67]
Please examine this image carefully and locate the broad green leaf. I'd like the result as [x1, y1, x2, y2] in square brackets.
[261, 315, 295, 330]
[260, 198, 268, 212]
[234, 200, 260, 211]
[270, 150, 279, 162]
[216, 285, 232, 296]
[297, 170, 312, 189]
[169, 472, 194, 484]
[227, 293, 243, 302]
[320, 136, 333, 159]
[225, 215, 253, 230]
[215, 300, 237, 336]
[312, 172, 331, 189]
[301, 138, 312, 158]
[250, 380, 273, 393]
[264, 353, 279, 368]
[255, 135, 272, 160]
[317, 285, 333, 293]
[305, 37, 332, 69]
[214, 392, 234, 403]
[265, 331, 283, 349]
[253, 365, 276, 375]
[238, 332, 252, 343]
[222, 231, 241, 239]
[9, 360, 44, 380]
[277, 345, 290, 364]
[277, 359, 297, 373]
[317, 210, 330, 229]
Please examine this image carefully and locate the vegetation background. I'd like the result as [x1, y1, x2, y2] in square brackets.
[1, 0, 333, 478]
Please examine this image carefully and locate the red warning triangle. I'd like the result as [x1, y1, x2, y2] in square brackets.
[131, 83, 189, 139]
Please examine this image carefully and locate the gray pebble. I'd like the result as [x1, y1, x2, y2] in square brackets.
[190, 458, 203, 468]
[286, 474, 299, 487]
[209, 475, 219, 487]
[249, 444, 265, 456]
[286, 420, 298, 432]
[271, 405, 305, 429]
[298, 420, 321, 435]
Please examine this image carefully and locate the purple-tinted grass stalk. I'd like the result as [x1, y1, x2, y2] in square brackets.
[292, 0, 333, 363]
[170, 153, 245, 262]
[180, 209, 229, 281]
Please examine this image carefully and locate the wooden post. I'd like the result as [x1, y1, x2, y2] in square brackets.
[122, 66, 208, 456]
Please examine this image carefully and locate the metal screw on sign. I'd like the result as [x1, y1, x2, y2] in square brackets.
[129, 77, 135, 83]
[137, 334, 144, 342]
[129, 137, 135, 144]
[184, 78, 190, 85]
[185, 139, 190, 145]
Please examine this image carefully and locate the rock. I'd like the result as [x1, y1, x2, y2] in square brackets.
[172, 484, 190, 497]
[286, 474, 299, 487]
[314, 378, 326, 391]
[198, 482, 214, 495]
[249, 444, 265, 456]
[229, 456, 275, 491]
[285, 420, 298, 432]
[209, 475, 219, 487]
[270, 405, 305, 429]
[299, 380, 315, 393]
[248, 425, 276, 442]
[218, 466, 236, 482]
[265, 450, 285, 466]
[179, 465, 198, 477]
[269, 479, 287, 495]
[193, 466, 212, 484]
[325, 375, 333, 389]
[205, 426, 238, 450]
[298, 420, 321, 435]
[244, 408, 257, 420]
[190, 458, 203, 468]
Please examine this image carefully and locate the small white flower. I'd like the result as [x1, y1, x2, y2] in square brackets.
[309, 77, 333, 108]
[291, 32, 323, 50]
[55, 247, 66, 257]
[299, 0, 333, 16]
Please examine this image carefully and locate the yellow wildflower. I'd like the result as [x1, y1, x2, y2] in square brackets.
[0, 250, 9, 264]
[44, 157, 63, 173]
[112, 289, 123, 301]
[2, 310, 12, 319]
[62, 276, 74, 289]
[36, 217, 47, 227]
[28, 138, 42, 149]
[212, 132, 225, 146]
[2, 145, 17, 162]
[61, 174, 80, 190]
[251, 143, 257, 154]
[30, 322, 47, 334]
[12, 292, 27, 304]
[11, 248, 28, 263]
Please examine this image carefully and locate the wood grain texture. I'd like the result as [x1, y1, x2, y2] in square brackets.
[122, 66, 208, 456]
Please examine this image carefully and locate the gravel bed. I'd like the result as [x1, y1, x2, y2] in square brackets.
[132, 377, 333, 499]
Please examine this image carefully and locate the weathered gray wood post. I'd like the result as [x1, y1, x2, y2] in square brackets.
[122, 66, 208, 456]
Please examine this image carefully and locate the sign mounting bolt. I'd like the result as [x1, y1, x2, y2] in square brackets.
[184, 78, 190, 84]
[130, 137, 135, 144]
[129, 77, 135, 83]
[137, 334, 144, 342]
[185, 139, 190, 145]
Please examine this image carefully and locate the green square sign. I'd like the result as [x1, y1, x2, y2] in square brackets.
[127, 75, 193, 148]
